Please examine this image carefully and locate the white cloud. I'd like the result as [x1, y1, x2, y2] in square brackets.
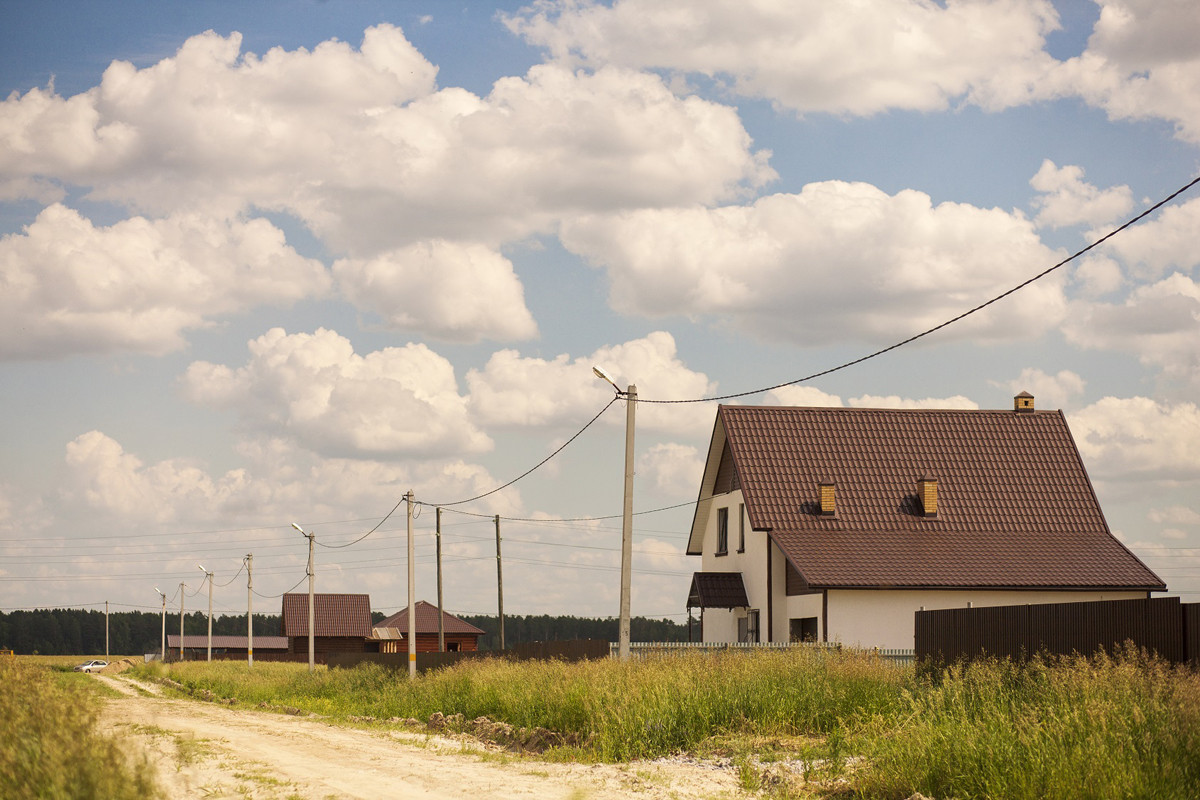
[59, 430, 520, 527]
[0, 27, 773, 254]
[1087, 196, 1200, 282]
[1072, 255, 1126, 298]
[1029, 160, 1132, 229]
[333, 241, 538, 343]
[1070, 396, 1200, 483]
[181, 327, 491, 459]
[505, 0, 1062, 116]
[561, 181, 1067, 346]
[992, 368, 1086, 411]
[766, 386, 845, 407]
[0, 204, 329, 359]
[1149, 506, 1200, 526]
[638, 442, 704, 497]
[467, 331, 715, 435]
[1054, 0, 1200, 143]
[847, 394, 979, 410]
[1161, 528, 1188, 540]
[1063, 273, 1200, 386]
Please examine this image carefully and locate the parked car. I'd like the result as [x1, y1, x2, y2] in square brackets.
[74, 659, 107, 673]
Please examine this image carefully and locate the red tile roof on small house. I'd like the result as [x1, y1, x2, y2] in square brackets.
[376, 601, 485, 636]
[281, 593, 372, 637]
[687, 402, 1165, 592]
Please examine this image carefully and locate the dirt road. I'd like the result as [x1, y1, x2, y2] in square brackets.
[96, 673, 748, 799]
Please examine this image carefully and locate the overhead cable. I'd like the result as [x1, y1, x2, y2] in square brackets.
[636, 174, 1200, 404]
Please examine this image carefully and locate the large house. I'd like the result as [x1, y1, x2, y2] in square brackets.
[685, 394, 1166, 650]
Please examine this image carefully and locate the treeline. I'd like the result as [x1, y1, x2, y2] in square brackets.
[0, 609, 280, 656]
[1, 608, 688, 655]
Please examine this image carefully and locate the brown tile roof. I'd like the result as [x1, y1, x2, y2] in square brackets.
[376, 601, 485, 635]
[701, 404, 1164, 591]
[687, 572, 750, 609]
[168, 634, 288, 650]
[281, 593, 372, 637]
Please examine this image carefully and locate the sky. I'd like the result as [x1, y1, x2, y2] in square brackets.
[2, 0, 1199, 627]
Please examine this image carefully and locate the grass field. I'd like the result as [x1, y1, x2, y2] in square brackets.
[131, 646, 1200, 799]
[1, 656, 162, 799]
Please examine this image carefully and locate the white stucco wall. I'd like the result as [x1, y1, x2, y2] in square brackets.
[826, 589, 1149, 650]
[699, 491, 773, 641]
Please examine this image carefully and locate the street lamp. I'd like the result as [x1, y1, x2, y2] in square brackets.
[594, 365, 637, 660]
[154, 587, 166, 663]
[198, 565, 213, 661]
[291, 523, 316, 673]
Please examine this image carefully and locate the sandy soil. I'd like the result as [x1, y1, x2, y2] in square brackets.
[95, 673, 750, 800]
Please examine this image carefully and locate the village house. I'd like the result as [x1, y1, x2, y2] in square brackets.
[281, 593, 372, 657]
[373, 601, 485, 653]
[166, 633, 288, 661]
[685, 394, 1166, 650]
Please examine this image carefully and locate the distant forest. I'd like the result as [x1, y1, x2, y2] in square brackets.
[0, 608, 689, 655]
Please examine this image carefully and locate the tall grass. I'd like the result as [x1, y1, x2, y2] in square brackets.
[0, 658, 162, 799]
[853, 649, 1200, 800]
[135, 648, 906, 760]
[132, 648, 1200, 798]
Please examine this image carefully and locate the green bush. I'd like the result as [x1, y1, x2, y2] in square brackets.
[0, 658, 161, 799]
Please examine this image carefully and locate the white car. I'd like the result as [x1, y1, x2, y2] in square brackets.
[74, 659, 108, 673]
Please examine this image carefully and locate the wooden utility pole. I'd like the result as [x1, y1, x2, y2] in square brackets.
[436, 507, 445, 653]
[495, 514, 504, 651]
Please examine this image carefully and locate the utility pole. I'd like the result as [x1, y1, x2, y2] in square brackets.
[246, 554, 253, 667]
[198, 565, 213, 661]
[105, 601, 109, 661]
[618, 384, 637, 660]
[436, 506, 444, 653]
[155, 588, 166, 662]
[291, 523, 315, 672]
[179, 582, 185, 662]
[495, 514, 505, 652]
[406, 491, 416, 679]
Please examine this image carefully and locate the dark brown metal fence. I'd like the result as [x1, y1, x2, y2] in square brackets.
[916, 596, 1198, 666]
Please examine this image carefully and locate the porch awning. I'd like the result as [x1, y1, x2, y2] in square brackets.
[687, 572, 749, 610]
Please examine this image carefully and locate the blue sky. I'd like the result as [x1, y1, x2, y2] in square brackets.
[2, 0, 1199, 624]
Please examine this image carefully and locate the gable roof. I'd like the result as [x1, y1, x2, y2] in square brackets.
[688, 403, 1164, 592]
[281, 593, 372, 637]
[376, 601, 485, 636]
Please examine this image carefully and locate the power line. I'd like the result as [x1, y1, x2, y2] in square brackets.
[421, 395, 619, 508]
[635, 174, 1200, 404]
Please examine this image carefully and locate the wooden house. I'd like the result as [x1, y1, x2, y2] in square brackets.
[281, 593, 372, 656]
[374, 601, 485, 653]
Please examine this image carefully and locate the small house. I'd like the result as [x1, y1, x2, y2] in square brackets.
[374, 601, 485, 653]
[281, 593, 372, 656]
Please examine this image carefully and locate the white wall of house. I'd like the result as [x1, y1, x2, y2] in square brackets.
[699, 491, 772, 642]
[826, 588, 1148, 650]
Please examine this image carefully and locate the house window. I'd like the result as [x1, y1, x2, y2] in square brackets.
[737, 503, 745, 553]
[738, 610, 760, 643]
[716, 507, 728, 555]
[790, 617, 818, 643]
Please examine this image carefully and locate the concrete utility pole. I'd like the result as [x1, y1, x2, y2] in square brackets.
[179, 582, 185, 662]
[246, 554, 253, 667]
[198, 565, 213, 661]
[406, 491, 416, 679]
[436, 507, 444, 653]
[105, 601, 109, 661]
[593, 366, 637, 660]
[618, 384, 636, 660]
[155, 588, 166, 662]
[495, 514, 505, 652]
[291, 523, 316, 673]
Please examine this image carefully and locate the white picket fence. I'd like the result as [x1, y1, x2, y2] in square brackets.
[611, 641, 914, 664]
